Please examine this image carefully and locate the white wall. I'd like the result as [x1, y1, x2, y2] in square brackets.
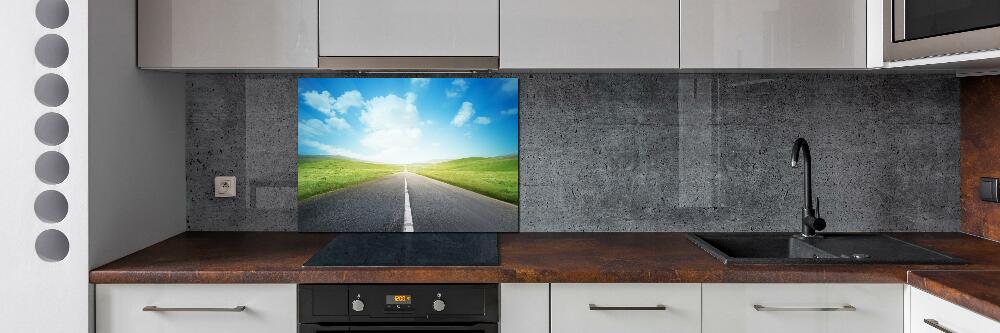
[0, 0, 184, 331]
[88, 0, 186, 269]
[0, 0, 90, 331]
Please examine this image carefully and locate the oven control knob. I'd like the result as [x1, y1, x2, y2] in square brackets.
[432, 299, 446, 312]
[351, 299, 365, 312]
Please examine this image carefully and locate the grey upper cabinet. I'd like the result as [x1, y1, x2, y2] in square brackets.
[680, 0, 870, 69]
[501, 0, 680, 69]
[138, 0, 318, 69]
[319, 0, 499, 57]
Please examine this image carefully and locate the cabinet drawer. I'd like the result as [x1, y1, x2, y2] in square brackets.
[703, 283, 903, 333]
[551, 283, 701, 333]
[96, 284, 296, 333]
[910, 287, 1000, 333]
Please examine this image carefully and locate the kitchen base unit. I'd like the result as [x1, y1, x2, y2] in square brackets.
[96, 284, 297, 333]
[551, 283, 702, 333]
[909, 286, 1000, 333]
[702, 283, 904, 333]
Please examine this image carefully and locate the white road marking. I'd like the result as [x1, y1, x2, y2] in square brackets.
[403, 176, 414, 232]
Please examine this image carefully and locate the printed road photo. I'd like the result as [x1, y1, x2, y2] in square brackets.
[297, 78, 519, 232]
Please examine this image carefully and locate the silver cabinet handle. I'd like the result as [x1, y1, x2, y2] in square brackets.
[923, 319, 955, 333]
[142, 306, 247, 312]
[753, 304, 856, 312]
[589, 304, 667, 311]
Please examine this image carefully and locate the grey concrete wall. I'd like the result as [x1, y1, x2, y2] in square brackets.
[186, 73, 960, 232]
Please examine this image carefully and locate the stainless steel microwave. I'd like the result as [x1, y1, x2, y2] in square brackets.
[885, 0, 1000, 62]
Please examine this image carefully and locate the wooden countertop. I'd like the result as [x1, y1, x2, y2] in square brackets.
[908, 270, 1000, 323]
[91, 232, 1000, 284]
[89, 232, 1000, 321]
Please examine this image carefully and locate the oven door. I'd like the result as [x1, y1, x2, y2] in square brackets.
[885, 0, 1000, 61]
[300, 323, 498, 333]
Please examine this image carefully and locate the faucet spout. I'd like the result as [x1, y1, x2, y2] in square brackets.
[791, 138, 825, 237]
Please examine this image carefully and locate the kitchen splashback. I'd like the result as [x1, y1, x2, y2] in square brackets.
[186, 73, 959, 232]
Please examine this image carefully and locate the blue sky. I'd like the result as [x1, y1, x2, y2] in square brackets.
[298, 78, 518, 164]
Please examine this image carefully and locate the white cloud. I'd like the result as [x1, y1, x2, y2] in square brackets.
[360, 127, 422, 151]
[302, 89, 364, 116]
[473, 116, 491, 125]
[410, 78, 430, 88]
[445, 79, 469, 98]
[501, 108, 518, 116]
[298, 119, 327, 137]
[450, 102, 475, 127]
[298, 116, 351, 137]
[359, 93, 422, 151]
[501, 79, 517, 93]
[332, 90, 364, 114]
[300, 139, 366, 160]
[326, 117, 351, 130]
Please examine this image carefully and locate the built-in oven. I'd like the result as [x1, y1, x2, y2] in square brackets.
[298, 284, 498, 333]
[885, 0, 1000, 61]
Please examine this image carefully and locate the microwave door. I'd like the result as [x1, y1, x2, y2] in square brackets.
[885, 0, 1000, 61]
[896, 0, 1000, 42]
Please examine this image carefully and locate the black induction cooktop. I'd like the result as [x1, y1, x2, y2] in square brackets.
[303, 233, 500, 267]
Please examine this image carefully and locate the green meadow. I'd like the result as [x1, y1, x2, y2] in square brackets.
[412, 156, 519, 205]
[297, 156, 403, 201]
[297, 155, 518, 204]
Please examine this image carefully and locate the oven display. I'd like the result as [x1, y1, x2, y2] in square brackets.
[385, 295, 414, 311]
[386, 295, 412, 304]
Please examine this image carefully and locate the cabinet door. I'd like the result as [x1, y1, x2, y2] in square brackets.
[96, 284, 297, 333]
[501, 0, 680, 69]
[319, 0, 499, 57]
[702, 283, 903, 333]
[500, 284, 548, 333]
[910, 287, 1000, 333]
[680, 0, 867, 68]
[137, 0, 318, 68]
[551, 283, 701, 333]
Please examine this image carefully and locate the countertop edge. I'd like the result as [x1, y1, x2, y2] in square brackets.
[907, 270, 1000, 323]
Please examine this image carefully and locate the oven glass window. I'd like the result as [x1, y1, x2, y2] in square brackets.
[904, 0, 1000, 40]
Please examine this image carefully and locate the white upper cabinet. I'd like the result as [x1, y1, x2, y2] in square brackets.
[680, 0, 870, 69]
[500, 0, 680, 69]
[138, 0, 318, 69]
[319, 0, 499, 57]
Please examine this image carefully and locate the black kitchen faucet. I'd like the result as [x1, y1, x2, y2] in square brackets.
[791, 138, 826, 238]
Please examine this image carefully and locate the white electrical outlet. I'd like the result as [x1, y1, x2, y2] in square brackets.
[215, 176, 236, 198]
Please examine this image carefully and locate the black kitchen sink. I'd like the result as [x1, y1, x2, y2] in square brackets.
[687, 233, 966, 265]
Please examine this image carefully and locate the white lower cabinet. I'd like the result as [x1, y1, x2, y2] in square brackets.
[702, 283, 904, 333]
[95, 282, 999, 333]
[910, 287, 1000, 333]
[550, 283, 701, 333]
[96, 284, 297, 333]
[500, 283, 549, 333]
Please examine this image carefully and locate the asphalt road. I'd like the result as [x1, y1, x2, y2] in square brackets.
[298, 172, 518, 232]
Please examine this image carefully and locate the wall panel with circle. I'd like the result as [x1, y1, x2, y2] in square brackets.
[0, 0, 87, 330]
